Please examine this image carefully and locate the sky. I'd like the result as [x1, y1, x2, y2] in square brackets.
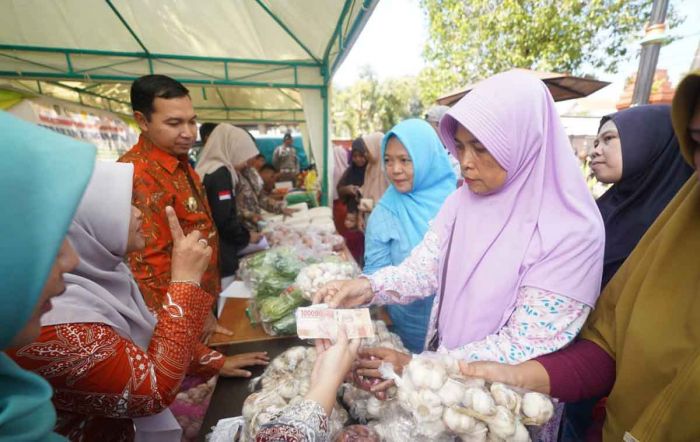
[333, 0, 700, 100]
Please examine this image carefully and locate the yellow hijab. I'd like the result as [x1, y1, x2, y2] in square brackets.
[581, 70, 700, 441]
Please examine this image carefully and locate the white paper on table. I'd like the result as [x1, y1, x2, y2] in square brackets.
[220, 280, 253, 299]
[237, 236, 269, 256]
[218, 280, 252, 315]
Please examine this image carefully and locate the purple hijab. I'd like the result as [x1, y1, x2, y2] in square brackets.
[435, 71, 605, 350]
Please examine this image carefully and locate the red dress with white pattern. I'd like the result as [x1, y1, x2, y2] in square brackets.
[8, 282, 218, 442]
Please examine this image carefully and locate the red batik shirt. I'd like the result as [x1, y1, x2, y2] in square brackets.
[118, 135, 224, 374]
[9, 283, 221, 442]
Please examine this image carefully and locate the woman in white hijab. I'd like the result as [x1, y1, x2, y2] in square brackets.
[196, 124, 262, 274]
[10, 162, 268, 440]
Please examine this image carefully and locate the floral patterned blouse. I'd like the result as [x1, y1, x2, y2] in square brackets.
[367, 222, 591, 364]
[255, 399, 329, 442]
[9, 282, 219, 442]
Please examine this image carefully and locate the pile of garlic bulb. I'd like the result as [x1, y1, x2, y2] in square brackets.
[396, 355, 555, 441]
[295, 261, 359, 301]
[242, 345, 349, 441]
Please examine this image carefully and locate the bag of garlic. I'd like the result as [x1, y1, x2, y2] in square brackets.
[394, 354, 556, 441]
[295, 260, 360, 301]
[242, 345, 350, 441]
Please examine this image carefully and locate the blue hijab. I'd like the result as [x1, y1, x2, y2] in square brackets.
[377, 119, 456, 247]
[0, 111, 95, 441]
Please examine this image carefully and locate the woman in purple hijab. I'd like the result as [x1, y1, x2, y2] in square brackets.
[317, 71, 605, 395]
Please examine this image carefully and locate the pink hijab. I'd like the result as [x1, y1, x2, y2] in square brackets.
[435, 70, 604, 350]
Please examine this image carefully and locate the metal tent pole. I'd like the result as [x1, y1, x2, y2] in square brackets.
[631, 0, 670, 106]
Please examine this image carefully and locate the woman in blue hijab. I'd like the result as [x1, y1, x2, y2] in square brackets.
[0, 112, 95, 440]
[362, 119, 456, 353]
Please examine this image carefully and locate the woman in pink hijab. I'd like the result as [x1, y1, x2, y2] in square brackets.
[317, 71, 605, 393]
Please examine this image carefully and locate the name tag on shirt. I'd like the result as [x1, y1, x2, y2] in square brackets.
[218, 190, 232, 201]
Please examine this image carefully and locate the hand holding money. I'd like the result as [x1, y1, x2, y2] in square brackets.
[296, 305, 375, 340]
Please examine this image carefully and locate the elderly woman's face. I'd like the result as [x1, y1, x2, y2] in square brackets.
[454, 125, 507, 194]
[384, 137, 414, 193]
[591, 120, 623, 184]
[9, 239, 79, 348]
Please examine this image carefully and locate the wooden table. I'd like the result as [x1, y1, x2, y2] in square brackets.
[197, 338, 303, 441]
[208, 298, 291, 346]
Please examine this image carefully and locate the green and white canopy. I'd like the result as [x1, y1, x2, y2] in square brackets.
[0, 0, 378, 203]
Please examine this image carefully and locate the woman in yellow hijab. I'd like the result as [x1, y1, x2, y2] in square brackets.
[460, 70, 700, 441]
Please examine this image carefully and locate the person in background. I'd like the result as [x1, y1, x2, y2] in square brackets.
[273, 133, 300, 182]
[358, 132, 390, 213]
[362, 119, 456, 354]
[117, 75, 240, 377]
[197, 125, 293, 233]
[343, 199, 366, 266]
[252, 153, 267, 172]
[592, 104, 693, 288]
[259, 164, 284, 201]
[460, 70, 700, 442]
[196, 124, 262, 276]
[426, 104, 462, 180]
[560, 103, 696, 440]
[199, 122, 218, 146]
[336, 137, 369, 206]
[0, 111, 95, 441]
[11, 163, 269, 440]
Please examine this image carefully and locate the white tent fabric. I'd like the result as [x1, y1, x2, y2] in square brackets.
[0, 0, 379, 205]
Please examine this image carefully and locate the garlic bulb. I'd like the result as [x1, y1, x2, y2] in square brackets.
[443, 406, 477, 434]
[521, 392, 554, 425]
[462, 422, 489, 442]
[467, 387, 496, 416]
[283, 346, 307, 370]
[491, 383, 520, 412]
[438, 353, 462, 376]
[278, 378, 300, 399]
[407, 357, 447, 391]
[486, 405, 517, 440]
[506, 421, 531, 442]
[366, 396, 383, 418]
[297, 379, 310, 395]
[418, 417, 448, 438]
[412, 388, 444, 422]
[438, 378, 468, 407]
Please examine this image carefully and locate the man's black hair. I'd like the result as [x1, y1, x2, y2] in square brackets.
[260, 164, 277, 174]
[283, 133, 293, 141]
[255, 153, 266, 160]
[199, 122, 218, 143]
[131, 75, 190, 120]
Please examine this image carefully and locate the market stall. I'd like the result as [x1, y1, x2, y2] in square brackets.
[0, 0, 380, 204]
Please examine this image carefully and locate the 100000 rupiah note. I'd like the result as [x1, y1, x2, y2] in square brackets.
[296, 305, 375, 339]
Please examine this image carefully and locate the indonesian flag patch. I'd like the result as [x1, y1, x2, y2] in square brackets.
[218, 190, 232, 201]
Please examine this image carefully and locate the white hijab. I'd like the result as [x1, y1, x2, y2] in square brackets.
[195, 124, 260, 190]
[41, 161, 181, 441]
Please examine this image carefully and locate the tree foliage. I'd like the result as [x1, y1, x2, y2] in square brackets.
[332, 66, 424, 138]
[419, 0, 676, 102]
